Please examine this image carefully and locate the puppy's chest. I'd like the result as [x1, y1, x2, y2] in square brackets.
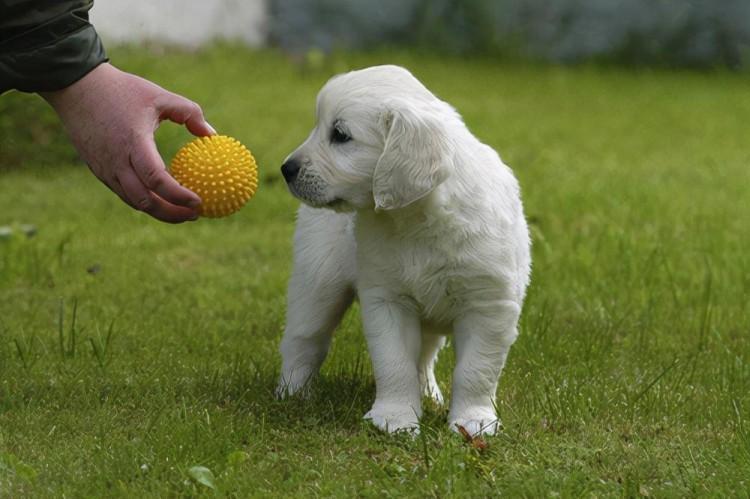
[398, 247, 469, 318]
[356, 222, 492, 321]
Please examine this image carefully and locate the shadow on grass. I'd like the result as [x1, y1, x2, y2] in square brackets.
[191, 356, 460, 436]
[190, 357, 373, 431]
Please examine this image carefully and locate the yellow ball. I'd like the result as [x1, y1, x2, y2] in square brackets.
[169, 135, 259, 218]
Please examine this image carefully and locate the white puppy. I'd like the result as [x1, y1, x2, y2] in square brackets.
[277, 65, 530, 436]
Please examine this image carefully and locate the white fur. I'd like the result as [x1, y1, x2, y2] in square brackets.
[277, 65, 531, 436]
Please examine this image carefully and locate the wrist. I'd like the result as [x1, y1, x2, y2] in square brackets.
[40, 62, 116, 113]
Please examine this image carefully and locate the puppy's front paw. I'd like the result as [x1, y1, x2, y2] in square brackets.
[450, 408, 501, 436]
[364, 402, 420, 434]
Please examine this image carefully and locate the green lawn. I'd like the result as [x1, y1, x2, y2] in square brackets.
[1, 45, 749, 497]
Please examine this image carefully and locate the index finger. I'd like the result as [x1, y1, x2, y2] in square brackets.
[155, 93, 217, 137]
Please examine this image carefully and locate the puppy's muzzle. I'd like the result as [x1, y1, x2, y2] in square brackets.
[281, 159, 301, 183]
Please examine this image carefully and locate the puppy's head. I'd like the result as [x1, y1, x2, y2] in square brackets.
[281, 65, 457, 211]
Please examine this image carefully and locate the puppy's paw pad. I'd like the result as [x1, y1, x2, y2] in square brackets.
[364, 404, 420, 434]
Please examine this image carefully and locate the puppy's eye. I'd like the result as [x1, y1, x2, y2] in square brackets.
[331, 123, 352, 144]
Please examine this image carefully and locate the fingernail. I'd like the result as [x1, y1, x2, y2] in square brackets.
[206, 122, 218, 135]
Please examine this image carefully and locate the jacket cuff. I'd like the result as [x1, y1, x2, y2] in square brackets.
[0, 24, 108, 94]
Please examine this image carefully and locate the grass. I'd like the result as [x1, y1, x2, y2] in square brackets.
[1, 44, 750, 497]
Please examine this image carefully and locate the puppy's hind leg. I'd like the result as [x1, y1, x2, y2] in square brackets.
[277, 207, 356, 398]
[278, 277, 354, 397]
[419, 332, 446, 405]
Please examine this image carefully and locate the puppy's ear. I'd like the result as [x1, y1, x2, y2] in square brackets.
[373, 99, 454, 211]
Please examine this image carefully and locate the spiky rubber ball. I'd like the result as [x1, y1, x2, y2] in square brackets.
[169, 135, 258, 218]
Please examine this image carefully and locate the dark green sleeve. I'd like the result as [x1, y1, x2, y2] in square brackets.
[0, 0, 108, 94]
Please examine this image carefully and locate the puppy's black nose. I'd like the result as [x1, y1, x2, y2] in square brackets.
[281, 159, 301, 183]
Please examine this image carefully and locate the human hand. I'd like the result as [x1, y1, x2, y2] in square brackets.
[40, 63, 215, 223]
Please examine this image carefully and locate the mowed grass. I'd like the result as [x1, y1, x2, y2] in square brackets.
[1, 45, 749, 496]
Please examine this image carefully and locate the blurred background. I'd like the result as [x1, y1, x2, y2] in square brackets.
[91, 0, 750, 68]
[3, 0, 748, 173]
